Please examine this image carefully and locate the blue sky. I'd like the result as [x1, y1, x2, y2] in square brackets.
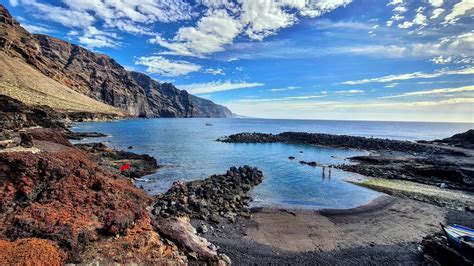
[4, 0, 474, 122]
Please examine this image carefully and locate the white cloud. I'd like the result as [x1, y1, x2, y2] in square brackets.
[444, 0, 474, 24]
[8, 0, 19, 7]
[151, 9, 242, 57]
[204, 68, 226, 75]
[385, 83, 399, 88]
[61, 0, 194, 24]
[176, 80, 264, 94]
[341, 67, 474, 85]
[328, 45, 408, 57]
[153, 0, 353, 57]
[14, 0, 194, 49]
[238, 94, 326, 102]
[135, 56, 201, 77]
[388, 0, 405, 6]
[393, 6, 408, 13]
[77, 26, 120, 49]
[20, 23, 54, 34]
[20, 0, 95, 28]
[335, 89, 364, 94]
[312, 19, 373, 30]
[428, 0, 444, 8]
[430, 55, 453, 64]
[430, 8, 445, 19]
[398, 20, 414, 29]
[380, 85, 474, 98]
[269, 86, 299, 92]
[398, 7, 427, 29]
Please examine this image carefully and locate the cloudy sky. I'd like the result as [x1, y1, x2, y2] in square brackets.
[5, 0, 474, 122]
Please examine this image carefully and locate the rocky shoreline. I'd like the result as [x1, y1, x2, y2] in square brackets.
[218, 130, 474, 264]
[220, 131, 474, 192]
[153, 166, 263, 222]
[0, 95, 252, 264]
[218, 131, 464, 155]
[1, 94, 473, 264]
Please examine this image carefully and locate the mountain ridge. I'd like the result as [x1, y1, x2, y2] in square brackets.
[0, 4, 233, 118]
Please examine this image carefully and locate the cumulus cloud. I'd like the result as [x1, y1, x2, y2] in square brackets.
[134, 56, 201, 77]
[151, 9, 242, 57]
[427, 0, 444, 8]
[13, 0, 195, 50]
[341, 67, 474, 85]
[153, 0, 353, 57]
[430, 8, 445, 19]
[176, 80, 264, 94]
[444, 0, 474, 24]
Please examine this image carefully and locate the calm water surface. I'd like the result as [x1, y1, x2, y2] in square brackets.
[73, 118, 472, 210]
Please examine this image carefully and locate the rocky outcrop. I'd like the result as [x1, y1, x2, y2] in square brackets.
[422, 233, 473, 265]
[75, 142, 159, 179]
[0, 95, 69, 130]
[419, 129, 474, 149]
[219, 132, 460, 155]
[338, 155, 474, 192]
[131, 72, 233, 118]
[0, 129, 184, 263]
[153, 166, 263, 223]
[0, 4, 232, 118]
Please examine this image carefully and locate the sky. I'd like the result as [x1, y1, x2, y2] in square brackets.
[4, 0, 474, 123]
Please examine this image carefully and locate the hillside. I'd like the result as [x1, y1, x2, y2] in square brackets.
[0, 4, 232, 118]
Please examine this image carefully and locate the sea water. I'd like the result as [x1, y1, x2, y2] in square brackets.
[73, 118, 472, 210]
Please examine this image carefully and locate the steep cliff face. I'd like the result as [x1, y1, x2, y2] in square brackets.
[0, 4, 233, 118]
[131, 72, 233, 118]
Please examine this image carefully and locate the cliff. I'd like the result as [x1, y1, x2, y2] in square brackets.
[0, 4, 233, 118]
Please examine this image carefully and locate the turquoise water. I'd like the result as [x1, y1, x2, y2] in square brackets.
[73, 118, 472, 210]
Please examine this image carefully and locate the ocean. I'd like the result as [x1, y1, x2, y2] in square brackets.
[73, 118, 472, 210]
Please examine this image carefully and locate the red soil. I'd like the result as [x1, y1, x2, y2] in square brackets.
[0, 238, 66, 265]
[0, 129, 180, 263]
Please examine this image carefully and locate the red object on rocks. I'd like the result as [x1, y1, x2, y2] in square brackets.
[119, 163, 130, 172]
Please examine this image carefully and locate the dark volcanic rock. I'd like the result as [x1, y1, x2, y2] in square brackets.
[131, 72, 233, 118]
[219, 132, 459, 155]
[19, 132, 33, 148]
[153, 166, 263, 223]
[0, 95, 68, 130]
[338, 155, 474, 192]
[422, 233, 472, 265]
[75, 142, 159, 178]
[0, 4, 232, 118]
[421, 129, 474, 149]
[299, 160, 320, 167]
[64, 131, 109, 140]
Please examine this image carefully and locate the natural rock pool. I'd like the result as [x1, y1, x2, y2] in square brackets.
[73, 118, 471, 210]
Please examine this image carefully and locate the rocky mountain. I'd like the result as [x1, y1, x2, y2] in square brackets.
[0, 4, 232, 118]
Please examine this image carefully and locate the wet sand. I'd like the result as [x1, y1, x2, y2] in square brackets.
[193, 195, 474, 265]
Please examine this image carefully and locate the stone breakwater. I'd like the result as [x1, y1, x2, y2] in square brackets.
[218, 132, 461, 155]
[153, 166, 263, 223]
